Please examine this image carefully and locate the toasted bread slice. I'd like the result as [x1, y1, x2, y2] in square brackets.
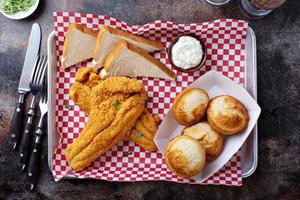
[101, 40, 176, 81]
[92, 25, 164, 69]
[62, 23, 98, 69]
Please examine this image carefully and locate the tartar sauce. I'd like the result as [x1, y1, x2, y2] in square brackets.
[171, 36, 203, 70]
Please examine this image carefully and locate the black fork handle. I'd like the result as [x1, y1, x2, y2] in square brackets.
[19, 94, 37, 171]
[19, 115, 35, 171]
[27, 114, 46, 191]
[27, 127, 43, 191]
[9, 92, 26, 150]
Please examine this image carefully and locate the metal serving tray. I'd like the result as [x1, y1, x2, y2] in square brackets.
[47, 27, 258, 178]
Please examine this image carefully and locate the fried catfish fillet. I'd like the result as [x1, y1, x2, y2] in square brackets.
[69, 67, 158, 156]
[128, 109, 159, 151]
[66, 70, 146, 172]
[69, 67, 102, 114]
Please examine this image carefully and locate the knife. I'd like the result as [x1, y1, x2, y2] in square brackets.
[9, 23, 41, 150]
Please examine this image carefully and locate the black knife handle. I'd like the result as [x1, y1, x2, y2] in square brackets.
[19, 116, 34, 170]
[27, 126, 44, 191]
[9, 93, 26, 150]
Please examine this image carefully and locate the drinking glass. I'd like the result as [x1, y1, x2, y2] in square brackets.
[239, 0, 286, 19]
[206, 0, 231, 6]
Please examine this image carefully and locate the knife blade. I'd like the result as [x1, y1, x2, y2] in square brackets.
[9, 23, 41, 150]
[18, 23, 41, 92]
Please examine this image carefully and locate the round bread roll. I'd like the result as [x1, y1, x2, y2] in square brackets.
[172, 88, 209, 126]
[165, 135, 206, 178]
[182, 121, 223, 160]
[207, 95, 249, 135]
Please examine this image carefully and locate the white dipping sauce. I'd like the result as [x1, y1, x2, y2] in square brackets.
[171, 36, 203, 70]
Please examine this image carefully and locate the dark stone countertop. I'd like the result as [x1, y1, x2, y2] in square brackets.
[0, 0, 299, 199]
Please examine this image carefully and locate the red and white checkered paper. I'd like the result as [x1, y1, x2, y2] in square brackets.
[52, 12, 248, 186]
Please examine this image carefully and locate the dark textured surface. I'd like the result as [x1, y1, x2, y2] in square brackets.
[0, 0, 300, 199]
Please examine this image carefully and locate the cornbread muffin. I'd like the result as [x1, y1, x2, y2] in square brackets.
[172, 88, 209, 126]
[207, 95, 249, 135]
[182, 121, 223, 160]
[165, 135, 206, 178]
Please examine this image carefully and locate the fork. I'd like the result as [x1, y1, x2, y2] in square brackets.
[27, 77, 47, 191]
[19, 55, 47, 171]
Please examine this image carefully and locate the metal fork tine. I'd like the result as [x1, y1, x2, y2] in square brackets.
[37, 55, 46, 83]
[36, 56, 47, 85]
[41, 57, 47, 83]
[30, 55, 40, 83]
[44, 79, 48, 102]
[42, 77, 47, 103]
[33, 56, 43, 84]
[31, 56, 39, 84]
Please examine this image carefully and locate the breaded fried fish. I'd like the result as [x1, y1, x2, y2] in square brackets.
[66, 73, 146, 172]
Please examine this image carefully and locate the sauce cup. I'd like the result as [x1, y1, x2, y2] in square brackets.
[168, 34, 207, 73]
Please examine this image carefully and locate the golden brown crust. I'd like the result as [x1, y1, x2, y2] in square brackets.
[69, 67, 102, 114]
[93, 25, 164, 68]
[67, 95, 145, 172]
[153, 114, 161, 125]
[95, 25, 163, 53]
[92, 25, 108, 60]
[129, 128, 157, 152]
[67, 23, 98, 37]
[182, 121, 223, 160]
[69, 83, 92, 114]
[82, 26, 98, 37]
[103, 40, 128, 71]
[128, 109, 158, 152]
[165, 135, 206, 178]
[136, 109, 158, 138]
[165, 149, 190, 178]
[106, 25, 164, 50]
[127, 43, 176, 80]
[172, 88, 209, 126]
[68, 68, 161, 162]
[62, 24, 98, 69]
[207, 95, 249, 135]
[103, 40, 176, 80]
[66, 76, 146, 172]
[74, 67, 93, 82]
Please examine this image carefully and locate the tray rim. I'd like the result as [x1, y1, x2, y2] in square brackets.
[241, 27, 258, 178]
[47, 26, 258, 179]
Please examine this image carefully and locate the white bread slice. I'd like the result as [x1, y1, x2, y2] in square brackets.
[102, 40, 176, 81]
[92, 25, 164, 70]
[62, 24, 98, 69]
